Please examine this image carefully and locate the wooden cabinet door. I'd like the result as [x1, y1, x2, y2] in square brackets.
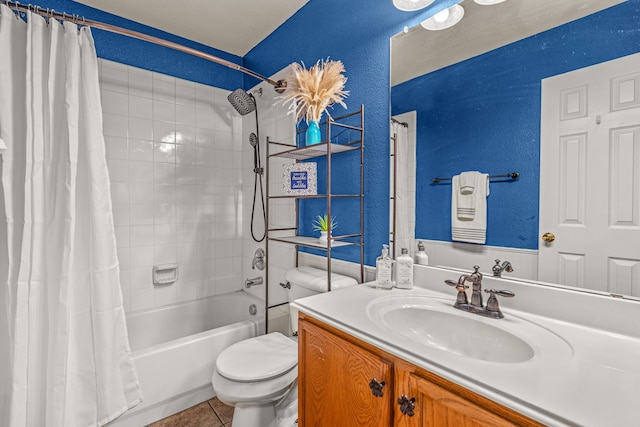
[298, 318, 393, 427]
[395, 365, 532, 427]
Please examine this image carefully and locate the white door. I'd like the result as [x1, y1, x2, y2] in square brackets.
[539, 53, 640, 297]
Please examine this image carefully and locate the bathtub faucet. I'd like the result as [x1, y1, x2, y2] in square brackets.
[245, 276, 264, 288]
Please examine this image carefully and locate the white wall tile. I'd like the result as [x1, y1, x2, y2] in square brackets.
[176, 105, 197, 127]
[102, 90, 129, 115]
[130, 287, 156, 311]
[129, 117, 153, 141]
[103, 113, 128, 138]
[105, 136, 128, 160]
[153, 163, 175, 184]
[114, 226, 130, 248]
[130, 267, 151, 289]
[110, 182, 130, 204]
[154, 121, 175, 143]
[129, 72, 153, 98]
[130, 161, 154, 183]
[130, 225, 154, 247]
[130, 203, 155, 225]
[153, 99, 176, 123]
[101, 61, 290, 314]
[106, 159, 129, 182]
[154, 142, 176, 164]
[130, 245, 154, 268]
[175, 125, 196, 145]
[129, 95, 153, 120]
[112, 203, 130, 226]
[130, 182, 154, 202]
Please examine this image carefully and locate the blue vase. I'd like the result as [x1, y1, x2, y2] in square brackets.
[305, 120, 321, 146]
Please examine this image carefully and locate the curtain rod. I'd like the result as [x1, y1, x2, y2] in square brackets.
[391, 117, 408, 127]
[1, 0, 287, 93]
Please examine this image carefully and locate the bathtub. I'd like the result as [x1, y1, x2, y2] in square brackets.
[108, 291, 265, 427]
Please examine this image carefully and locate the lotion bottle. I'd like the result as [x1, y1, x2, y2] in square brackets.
[375, 244, 393, 289]
[415, 241, 429, 266]
[396, 248, 414, 289]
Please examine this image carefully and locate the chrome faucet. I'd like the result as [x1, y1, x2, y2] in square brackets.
[251, 248, 265, 270]
[492, 259, 513, 277]
[445, 265, 515, 319]
[245, 276, 264, 288]
[467, 265, 484, 308]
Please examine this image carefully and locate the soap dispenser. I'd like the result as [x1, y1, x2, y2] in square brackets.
[415, 241, 429, 266]
[396, 248, 414, 289]
[375, 244, 393, 290]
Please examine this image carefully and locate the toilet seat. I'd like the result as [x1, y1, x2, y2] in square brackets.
[216, 332, 298, 382]
[212, 366, 298, 405]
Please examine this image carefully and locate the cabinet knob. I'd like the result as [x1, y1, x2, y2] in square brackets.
[369, 378, 386, 397]
[398, 395, 416, 416]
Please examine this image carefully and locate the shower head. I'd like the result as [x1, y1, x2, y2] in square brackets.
[249, 132, 259, 147]
[227, 89, 256, 115]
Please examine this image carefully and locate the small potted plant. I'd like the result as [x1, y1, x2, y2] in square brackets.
[312, 214, 337, 244]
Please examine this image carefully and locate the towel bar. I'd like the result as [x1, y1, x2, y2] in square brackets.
[432, 172, 519, 184]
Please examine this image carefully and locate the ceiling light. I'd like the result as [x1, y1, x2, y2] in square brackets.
[393, 0, 436, 12]
[474, 0, 508, 5]
[433, 8, 450, 23]
[420, 4, 464, 30]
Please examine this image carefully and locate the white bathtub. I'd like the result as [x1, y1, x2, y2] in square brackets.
[108, 291, 265, 427]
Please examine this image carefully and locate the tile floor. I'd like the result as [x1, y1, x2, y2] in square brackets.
[148, 397, 233, 427]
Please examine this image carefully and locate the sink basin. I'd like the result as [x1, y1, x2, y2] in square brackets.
[367, 295, 571, 363]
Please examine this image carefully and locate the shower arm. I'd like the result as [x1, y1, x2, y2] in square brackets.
[2, 0, 288, 93]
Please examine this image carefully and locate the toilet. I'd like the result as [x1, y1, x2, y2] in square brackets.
[211, 266, 358, 427]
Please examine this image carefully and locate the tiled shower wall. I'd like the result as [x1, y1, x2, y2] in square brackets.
[100, 59, 245, 313]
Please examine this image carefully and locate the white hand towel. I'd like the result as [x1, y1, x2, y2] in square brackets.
[459, 171, 479, 195]
[0, 137, 6, 154]
[455, 171, 483, 220]
[452, 172, 489, 244]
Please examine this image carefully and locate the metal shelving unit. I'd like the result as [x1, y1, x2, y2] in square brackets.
[264, 105, 365, 327]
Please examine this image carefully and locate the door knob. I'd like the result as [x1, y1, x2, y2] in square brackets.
[542, 232, 555, 243]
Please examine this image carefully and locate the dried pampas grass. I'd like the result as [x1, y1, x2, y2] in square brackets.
[281, 58, 349, 123]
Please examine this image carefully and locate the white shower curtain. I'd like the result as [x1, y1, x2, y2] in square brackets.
[0, 6, 141, 427]
[391, 120, 413, 254]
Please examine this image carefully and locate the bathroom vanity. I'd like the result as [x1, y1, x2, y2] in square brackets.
[298, 313, 541, 426]
[292, 266, 640, 426]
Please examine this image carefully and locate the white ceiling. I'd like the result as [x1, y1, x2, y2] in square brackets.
[391, 0, 625, 86]
[75, 0, 308, 56]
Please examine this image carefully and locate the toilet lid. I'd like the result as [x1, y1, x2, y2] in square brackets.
[216, 332, 298, 382]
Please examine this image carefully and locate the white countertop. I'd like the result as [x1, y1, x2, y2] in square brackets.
[291, 268, 640, 427]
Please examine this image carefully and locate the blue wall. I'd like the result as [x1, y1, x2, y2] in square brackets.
[246, 0, 460, 265]
[23, 0, 243, 89]
[392, 0, 640, 250]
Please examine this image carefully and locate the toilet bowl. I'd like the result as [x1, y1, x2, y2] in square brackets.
[211, 266, 357, 427]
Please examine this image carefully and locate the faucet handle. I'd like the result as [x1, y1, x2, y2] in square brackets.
[485, 289, 515, 298]
[445, 279, 469, 305]
[483, 289, 515, 317]
[445, 279, 469, 291]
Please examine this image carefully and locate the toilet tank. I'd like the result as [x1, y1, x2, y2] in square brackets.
[284, 266, 358, 335]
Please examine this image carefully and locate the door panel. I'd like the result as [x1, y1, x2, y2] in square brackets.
[540, 52, 640, 296]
